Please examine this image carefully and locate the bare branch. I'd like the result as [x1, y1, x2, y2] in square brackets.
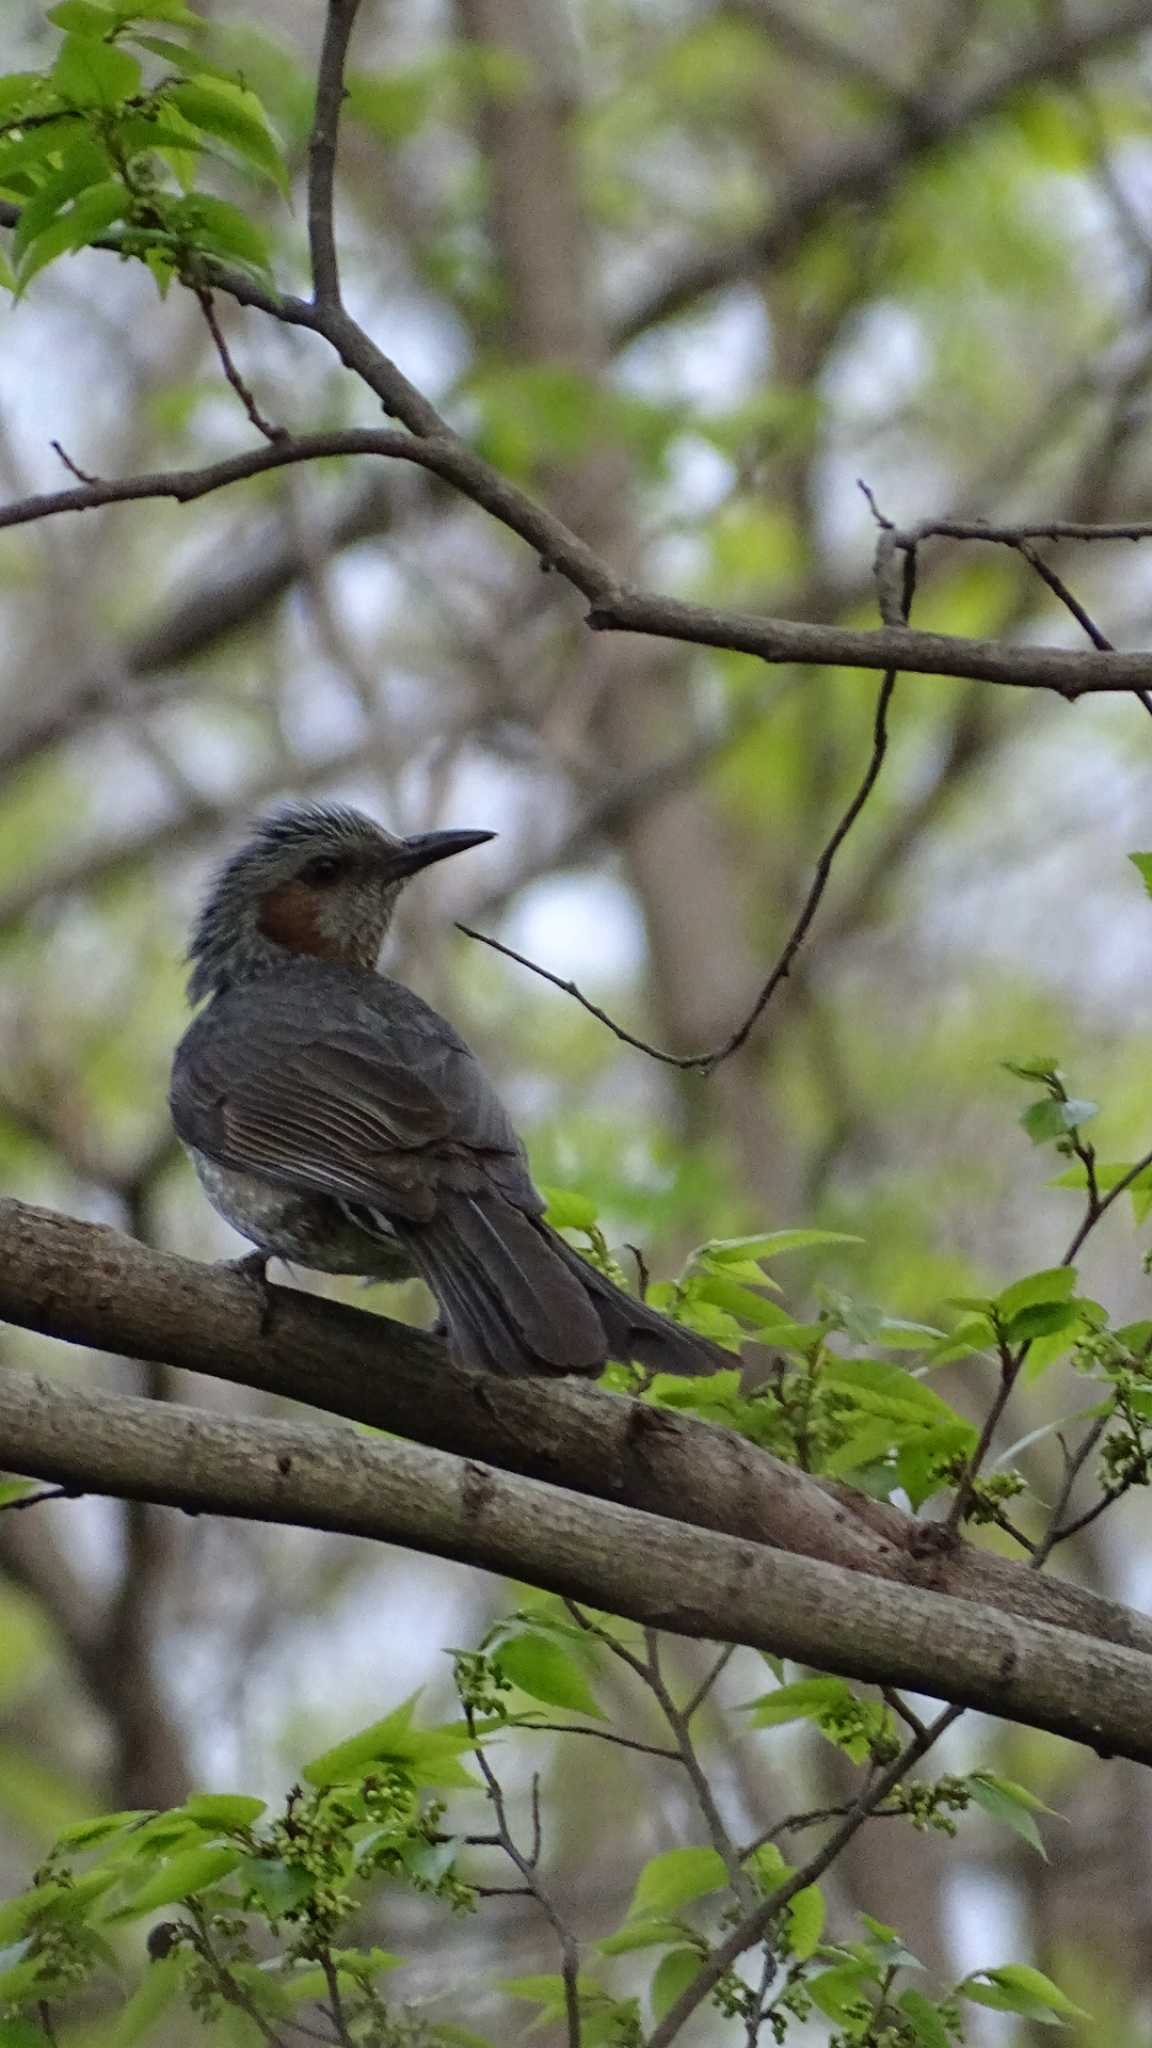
[308, 0, 363, 306]
[464, 1705, 582, 2047]
[194, 288, 286, 444]
[2, 1363, 1152, 1765]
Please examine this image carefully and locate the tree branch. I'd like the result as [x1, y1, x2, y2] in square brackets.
[2, 1199, 1152, 1654]
[2, 1362, 1152, 1765]
[5, 429, 1152, 698]
[307, 0, 362, 306]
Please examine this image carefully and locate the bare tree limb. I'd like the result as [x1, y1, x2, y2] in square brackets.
[6, 428, 1152, 698]
[1, 1363, 1151, 1764]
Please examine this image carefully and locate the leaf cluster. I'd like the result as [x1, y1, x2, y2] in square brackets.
[0, 2, 290, 296]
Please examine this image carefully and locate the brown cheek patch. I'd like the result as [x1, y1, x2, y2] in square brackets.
[258, 882, 346, 959]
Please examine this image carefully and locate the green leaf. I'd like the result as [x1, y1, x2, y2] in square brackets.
[495, 1632, 603, 1718]
[16, 179, 129, 290]
[692, 1274, 785, 1325]
[55, 1809, 152, 1849]
[751, 1320, 827, 1351]
[820, 1357, 962, 1426]
[0, 1480, 38, 1508]
[1050, 1159, 1150, 1192]
[103, 1843, 244, 1919]
[121, 0, 204, 20]
[238, 1857, 313, 1918]
[704, 1229, 863, 1263]
[808, 1961, 874, 2022]
[12, 140, 111, 259]
[967, 1773, 1054, 1858]
[166, 79, 289, 192]
[0, 1955, 54, 2004]
[1129, 850, 1152, 897]
[650, 1947, 701, 2021]
[924, 1315, 995, 1366]
[0, 121, 91, 189]
[46, 1, 119, 32]
[129, 33, 245, 83]
[1020, 1096, 1097, 1144]
[0, 2019, 55, 2047]
[898, 1987, 952, 2048]
[895, 1423, 977, 1509]
[785, 1884, 824, 1959]
[961, 1964, 1089, 2023]
[112, 1951, 193, 2045]
[541, 1186, 599, 1232]
[627, 1846, 729, 1919]
[180, 1793, 266, 1830]
[167, 190, 271, 274]
[52, 34, 140, 106]
[741, 1676, 852, 1729]
[997, 1267, 1078, 1319]
[303, 1694, 477, 1790]
[501, 1971, 606, 2013]
[596, 1920, 687, 1956]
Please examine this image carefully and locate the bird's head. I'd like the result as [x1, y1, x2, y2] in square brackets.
[187, 801, 494, 1001]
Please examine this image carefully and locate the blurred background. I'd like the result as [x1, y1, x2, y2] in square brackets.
[5, 0, 1152, 2038]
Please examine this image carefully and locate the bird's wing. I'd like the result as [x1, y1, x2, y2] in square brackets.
[170, 970, 539, 1223]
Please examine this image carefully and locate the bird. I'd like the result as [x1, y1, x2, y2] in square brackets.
[169, 801, 731, 1379]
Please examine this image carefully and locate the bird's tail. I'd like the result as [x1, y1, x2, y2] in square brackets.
[545, 1225, 732, 1378]
[394, 1198, 732, 1379]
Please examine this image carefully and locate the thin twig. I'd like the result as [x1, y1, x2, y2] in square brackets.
[463, 1706, 582, 2048]
[641, 1630, 758, 1911]
[1061, 1143, 1152, 1265]
[49, 440, 98, 486]
[945, 1131, 1152, 1538]
[745, 1943, 777, 2048]
[319, 1950, 352, 2048]
[188, 1905, 292, 2048]
[1030, 1413, 1112, 1567]
[459, 665, 899, 1073]
[521, 1718, 679, 1760]
[683, 1645, 737, 1724]
[195, 289, 286, 444]
[881, 1688, 927, 1739]
[1011, 534, 1152, 721]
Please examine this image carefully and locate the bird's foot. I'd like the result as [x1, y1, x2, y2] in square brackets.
[222, 1250, 278, 1337]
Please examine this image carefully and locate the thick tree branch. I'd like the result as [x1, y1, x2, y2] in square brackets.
[1, 1363, 1151, 1766]
[2, 1200, 1152, 1659]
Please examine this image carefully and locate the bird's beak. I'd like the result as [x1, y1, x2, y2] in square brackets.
[385, 828, 496, 879]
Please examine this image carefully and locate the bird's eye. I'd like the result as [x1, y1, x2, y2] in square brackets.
[299, 854, 343, 886]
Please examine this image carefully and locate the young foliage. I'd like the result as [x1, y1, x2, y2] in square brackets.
[0, 4, 289, 296]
